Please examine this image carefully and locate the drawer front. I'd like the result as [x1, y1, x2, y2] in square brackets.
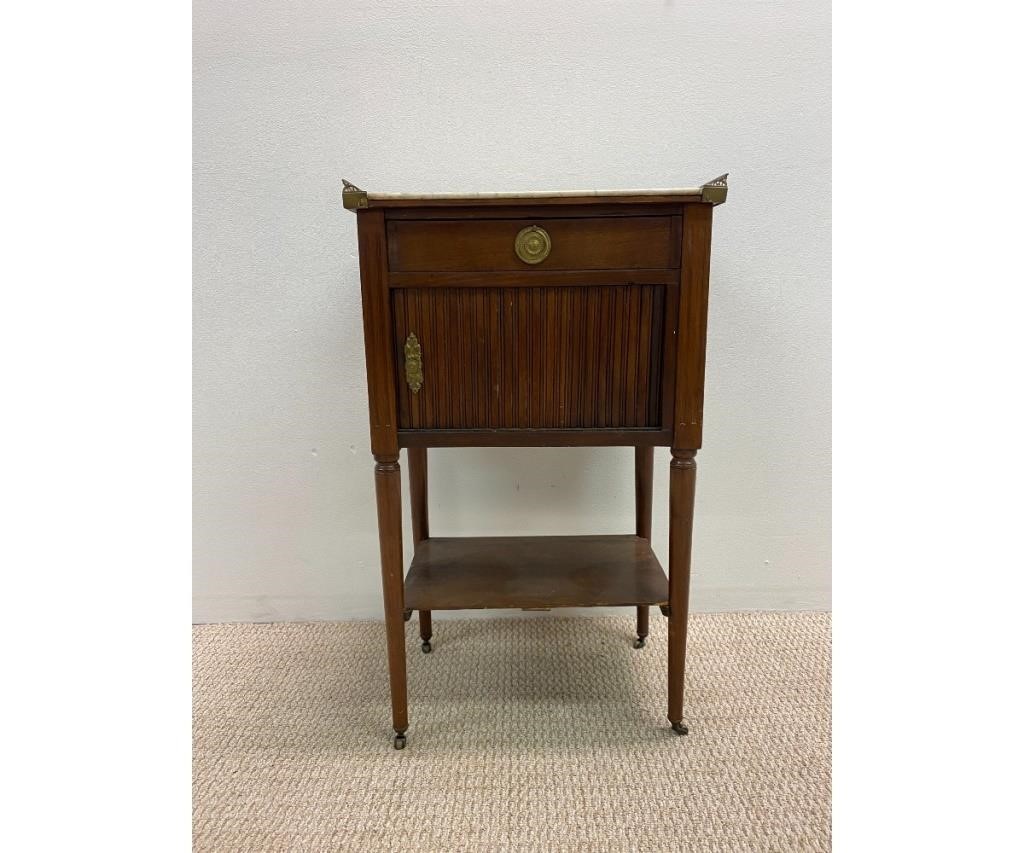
[392, 285, 669, 430]
[387, 216, 679, 272]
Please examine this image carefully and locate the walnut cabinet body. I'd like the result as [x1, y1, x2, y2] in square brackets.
[347, 179, 727, 749]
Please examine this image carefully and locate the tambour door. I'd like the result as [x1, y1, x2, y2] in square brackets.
[390, 284, 675, 432]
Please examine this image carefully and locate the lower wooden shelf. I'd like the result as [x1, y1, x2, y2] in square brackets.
[403, 534, 668, 611]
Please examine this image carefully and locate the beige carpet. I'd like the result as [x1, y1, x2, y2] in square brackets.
[193, 612, 831, 852]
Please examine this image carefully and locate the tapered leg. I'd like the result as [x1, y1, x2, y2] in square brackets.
[374, 455, 408, 747]
[668, 449, 697, 735]
[408, 447, 433, 653]
[634, 446, 654, 648]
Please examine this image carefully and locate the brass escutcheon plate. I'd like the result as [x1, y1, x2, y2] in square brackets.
[514, 225, 551, 264]
[404, 333, 423, 393]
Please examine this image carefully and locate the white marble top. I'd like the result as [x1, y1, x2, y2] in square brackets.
[364, 187, 705, 200]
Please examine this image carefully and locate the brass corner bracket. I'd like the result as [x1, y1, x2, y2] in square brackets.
[700, 174, 729, 205]
[342, 179, 368, 211]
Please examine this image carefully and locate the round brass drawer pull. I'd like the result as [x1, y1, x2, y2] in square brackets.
[514, 225, 552, 265]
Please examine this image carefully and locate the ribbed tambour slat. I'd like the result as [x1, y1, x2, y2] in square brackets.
[392, 286, 665, 430]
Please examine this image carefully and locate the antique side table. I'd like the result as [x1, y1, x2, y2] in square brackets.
[345, 176, 728, 749]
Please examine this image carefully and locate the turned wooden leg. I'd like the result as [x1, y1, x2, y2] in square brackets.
[668, 449, 696, 735]
[408, 447, 433, 653]
[634, 446, 654, 648]
[374, 454, 408, 747]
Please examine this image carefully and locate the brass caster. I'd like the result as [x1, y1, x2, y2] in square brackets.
[393, 732, 407, 750]
[421, 640, 432, 653]
[633, 636, 647, 649]
[671, 722, 689, 736]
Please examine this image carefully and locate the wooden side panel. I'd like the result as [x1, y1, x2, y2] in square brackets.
[673, 204, 714, 449]
[392, 285, 669, 431]
[356, 209, 398, 457]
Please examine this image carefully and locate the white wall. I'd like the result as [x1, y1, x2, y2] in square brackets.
[193, 1, 830, 623]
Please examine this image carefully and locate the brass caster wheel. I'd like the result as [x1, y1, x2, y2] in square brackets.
[671, 722, 689, 736]
[633, 636, 647, 649]
[421, 641, 432, 653]
[393, 732, 407, 750]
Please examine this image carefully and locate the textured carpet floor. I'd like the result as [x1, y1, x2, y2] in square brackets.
[193, 612, 831, 852]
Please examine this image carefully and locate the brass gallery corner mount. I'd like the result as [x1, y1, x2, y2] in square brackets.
[700, 174, 729, 205]
[342, 179, 368, 210]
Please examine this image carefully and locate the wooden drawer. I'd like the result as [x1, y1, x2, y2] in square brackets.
[391, 284, 672, 431]
[387, 216, 680, 272]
